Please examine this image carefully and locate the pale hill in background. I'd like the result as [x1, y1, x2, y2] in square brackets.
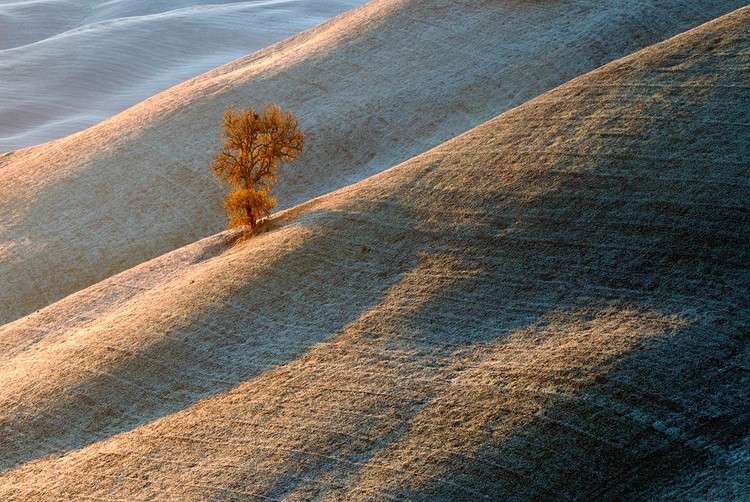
[0, 0, 746, 326]
[0, 0, 366, 152]
[0, 6, 748, 499]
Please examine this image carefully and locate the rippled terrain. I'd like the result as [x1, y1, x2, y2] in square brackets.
[0, 0, 365, 152]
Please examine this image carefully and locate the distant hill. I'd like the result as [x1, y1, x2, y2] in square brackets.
[0, 6, 747, 499]
[0, 0, 366, 152]
[0, 0, 745, 326]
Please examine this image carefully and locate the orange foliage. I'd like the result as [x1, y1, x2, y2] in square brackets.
[211, 104, 304, 230]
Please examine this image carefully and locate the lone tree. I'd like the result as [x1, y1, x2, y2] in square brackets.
[211, 104, 304, 231]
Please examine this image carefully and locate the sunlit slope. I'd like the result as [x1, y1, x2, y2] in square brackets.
[1, 0, 746, 326]
[1, 7, 749, 499]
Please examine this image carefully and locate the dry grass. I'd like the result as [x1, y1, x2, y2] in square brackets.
[0, 5, 748, 499]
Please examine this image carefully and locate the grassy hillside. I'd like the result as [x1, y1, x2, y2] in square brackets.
[1, 6, 748, 499]
[0, 0, 746, 326]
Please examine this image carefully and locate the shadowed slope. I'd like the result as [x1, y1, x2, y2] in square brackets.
[0, 6, 748, 499]
[0, 0, 746, 326]
[0, 0, 366, 152]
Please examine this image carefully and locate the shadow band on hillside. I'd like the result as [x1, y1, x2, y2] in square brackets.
[0, 169, 433, 474]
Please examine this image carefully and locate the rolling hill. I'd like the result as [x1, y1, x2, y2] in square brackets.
[0, 5, 748, 499]
[0, 0, 746, 326]
[0, 0, 366, 152]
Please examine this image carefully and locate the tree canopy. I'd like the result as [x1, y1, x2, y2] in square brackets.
[211, 104, 304, 230]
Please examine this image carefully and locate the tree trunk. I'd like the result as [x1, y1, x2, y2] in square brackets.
[246, 204, 256, 230]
